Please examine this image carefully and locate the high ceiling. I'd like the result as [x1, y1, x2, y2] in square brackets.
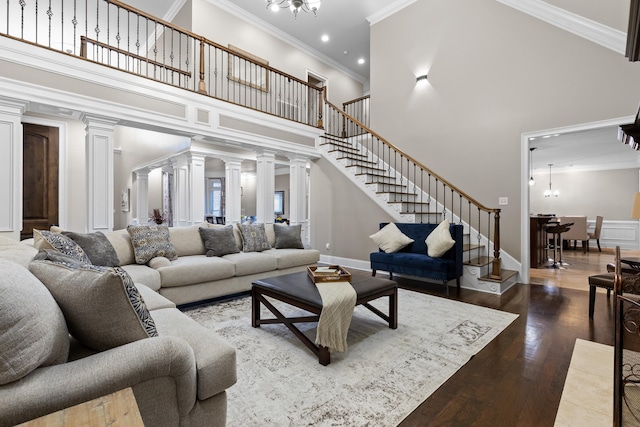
[125, 0, 640, 173]
[127, 0, 400, 82]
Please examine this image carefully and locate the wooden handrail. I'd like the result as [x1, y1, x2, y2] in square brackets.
[80, 36, 192, 77]
[343, 95, 370, 109]
[324, 91, 500, 214]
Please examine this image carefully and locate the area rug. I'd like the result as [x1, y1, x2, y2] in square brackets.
[184, 289, 518, 426]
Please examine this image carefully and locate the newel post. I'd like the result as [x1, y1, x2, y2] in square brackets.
[490, 210, 502, 280]
[198, 37, 207, 95]
[317, 87, 324, 128]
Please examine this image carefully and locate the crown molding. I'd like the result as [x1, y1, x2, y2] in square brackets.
[367, 0, 417, 26]
[496, 0, 626, 55]
[205, 0, 367, 84]
[163, 0, 188, 22]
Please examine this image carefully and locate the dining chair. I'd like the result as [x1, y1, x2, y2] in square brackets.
[559, 215, 588, 253]
[588, 215, 603, 252]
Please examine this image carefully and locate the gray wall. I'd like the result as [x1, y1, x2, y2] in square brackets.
[366, 0, 640, 261]
[530, 168, 639, 221]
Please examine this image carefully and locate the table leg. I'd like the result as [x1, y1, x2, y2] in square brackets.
[251, 287, 260, 327]
[389, 288, 398, 329]
[319, 346, 330, 366]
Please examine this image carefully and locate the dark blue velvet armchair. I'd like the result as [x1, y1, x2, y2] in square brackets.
[370, 222, 464, 295]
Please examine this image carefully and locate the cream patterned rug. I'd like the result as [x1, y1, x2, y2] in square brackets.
[184, 289, 518, 426]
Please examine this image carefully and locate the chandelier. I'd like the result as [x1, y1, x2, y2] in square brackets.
[544, 164, 559, 198]
[265, 0, 321, 18]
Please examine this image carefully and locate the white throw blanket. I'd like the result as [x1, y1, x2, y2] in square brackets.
[314, 281, 357, 353]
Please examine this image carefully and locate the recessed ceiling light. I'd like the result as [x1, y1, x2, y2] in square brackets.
[270, 4, 279, 11]
[321, 34, 329, 42]
[358, 58, 365, 65]
[343, 50, 349, 55]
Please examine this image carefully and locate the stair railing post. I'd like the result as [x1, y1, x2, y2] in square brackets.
[490, 210, 502, 279]
[198, 37, 207, 95]
[317, 86, 324, 128]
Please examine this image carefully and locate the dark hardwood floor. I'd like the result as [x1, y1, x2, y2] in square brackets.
[396, 255, 615, 426]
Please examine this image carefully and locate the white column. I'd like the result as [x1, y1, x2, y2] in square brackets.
[287, 155, 309, 225]
[0, 97, 28, 239]
[172, 157, 190, 227]
[224, 158, 243, 225]
[134, 168, 150, 226]
[256, 150, 276, 224]
[83, 114, 117, 233]
[189, 153, 206, 224]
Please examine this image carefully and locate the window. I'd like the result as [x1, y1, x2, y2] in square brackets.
[274, 191, 284, 216]
[207, 178, 225, 216]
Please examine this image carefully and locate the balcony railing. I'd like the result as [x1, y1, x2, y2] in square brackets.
[325, 90, 502, 279]
[0, 0, 324, 127]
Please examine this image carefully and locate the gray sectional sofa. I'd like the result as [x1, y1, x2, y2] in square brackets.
[106, 222, 320, 305]
[0, 222, 320, 426]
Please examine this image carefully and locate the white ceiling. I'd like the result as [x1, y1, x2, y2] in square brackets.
[529, 125, 640, 175]
[125, 0, 399, 82]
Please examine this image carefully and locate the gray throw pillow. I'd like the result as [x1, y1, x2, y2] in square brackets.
[127, 224, 178, 264]
[29, 260, 158, 352]
[274, 223, 304, 249]
[0, 259, 69, 385]
[62, 231, 120, 266]
[199, 226, 240, 257]
[237, 223, 271, 252]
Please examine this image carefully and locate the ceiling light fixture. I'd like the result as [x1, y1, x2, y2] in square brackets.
[265, 0, 321, 18]
[529, 147, 536, 186]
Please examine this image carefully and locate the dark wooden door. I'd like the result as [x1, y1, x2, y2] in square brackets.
[22, 123, 59, 240]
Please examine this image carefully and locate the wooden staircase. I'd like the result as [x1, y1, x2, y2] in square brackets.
[320, 133, 518, 294]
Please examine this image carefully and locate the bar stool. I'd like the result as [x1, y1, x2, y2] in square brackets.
[544, 222, 573, 268]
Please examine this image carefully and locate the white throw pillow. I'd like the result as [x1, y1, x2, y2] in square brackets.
[425, 219, 456, 257]
[369, 223, 414, 253]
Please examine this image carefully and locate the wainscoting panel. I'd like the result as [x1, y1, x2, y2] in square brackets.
[591, 220, 640, 250]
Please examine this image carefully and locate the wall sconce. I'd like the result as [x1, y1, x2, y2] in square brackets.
[416, 74, 428, 84]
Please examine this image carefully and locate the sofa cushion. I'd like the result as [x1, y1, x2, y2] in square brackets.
[103, 229, 136, 266]
[263, 248, 321, 269]
[136, 283, 176, 311]
[264, 223, 276, 247]
[151, 307, 237, 400]
[425, 219, 456, 258]
[29, 260, 158, 351]
[237, 223, 271, 252]
[33, 229, 92, 264]
[0, 259, 69, 385]
[199, 226, 240, 257]
[169, 224, 207, 256]
[274, 224, 304, 249]
[156, 256, 235, 288]
[127, 224, 178, 264]
[370, 251, 455, 280]
[0, 235, 39, 267]
[62, 231, 120, 266]
[119, 263, 162, 291]
[222, 252, 278, 276]
[369, 223, 414, 253]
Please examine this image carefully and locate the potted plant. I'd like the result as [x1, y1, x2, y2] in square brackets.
[150, 208, 167, 225]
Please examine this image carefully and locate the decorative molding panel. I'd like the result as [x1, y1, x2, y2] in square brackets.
[367, 0, 417, 26]
[496, 0, 626, 55]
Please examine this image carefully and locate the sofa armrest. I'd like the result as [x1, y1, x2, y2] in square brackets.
[0, 336, 197, 426]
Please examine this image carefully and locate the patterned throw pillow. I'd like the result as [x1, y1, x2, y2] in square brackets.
[274, 223, 304, 249]
[237, 223, 271, 252]
[29, 260, 158, 352]
[126, 224, 178, 264]
[33, 229, 92, 264]
[199, 226, 240, 257]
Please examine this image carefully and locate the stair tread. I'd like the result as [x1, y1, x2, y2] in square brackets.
[480, 269, 518, 283]
[465, 256, 493, 267]
[463, 243, 484, 251]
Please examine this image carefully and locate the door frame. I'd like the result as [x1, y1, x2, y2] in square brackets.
[520, 115, 635, 284]
[21, 116, 68, 230]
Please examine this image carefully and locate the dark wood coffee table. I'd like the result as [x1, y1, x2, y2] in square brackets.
[252, 270, 398, 365]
